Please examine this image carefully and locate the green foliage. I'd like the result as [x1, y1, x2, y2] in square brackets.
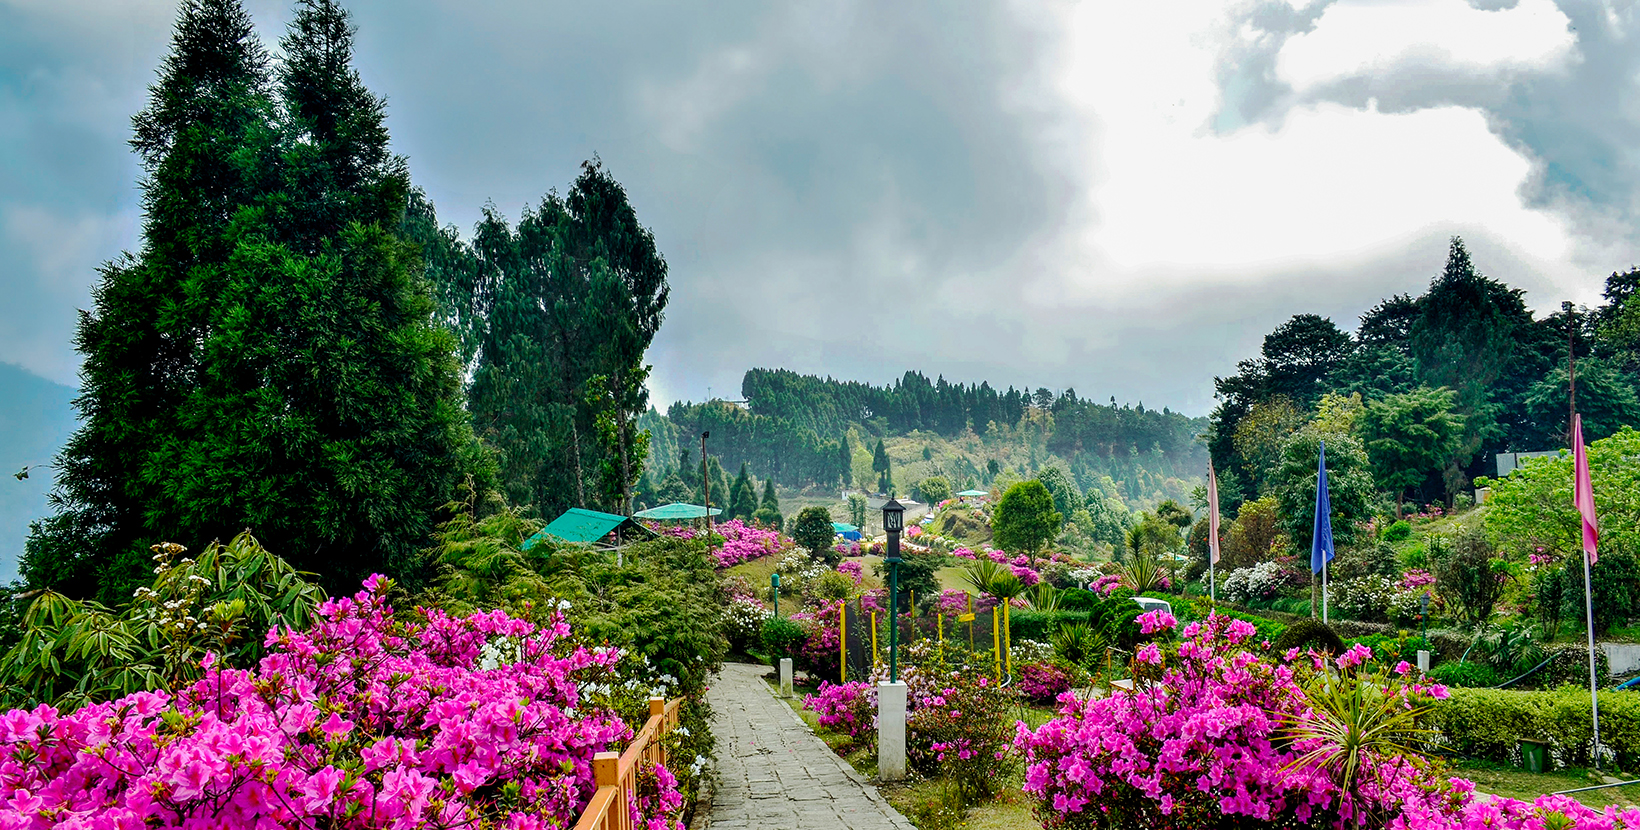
[993, 480, 1062, 565]
[791, 507, 837, 563]
[1432, 529, 1507, 626]
[574, 537, 726, 697]
[1273, 618, 1345, 656]
[27, 0, 478, 602]
[847, 494, 869, 531]
[1358, 386, 1466, 508]
[0, 531, 324, 711]
[1223, 496, 1284, 568]
[760, 479, 780, 512]
[1382, 520, 1412, 542]
[875, 551, 940, 610]
[758, 617, 806, 664]
[1034, 467, 1080, 528]
[729, 463, 757, 521]
[1427, 687, 1640, 770]
[917, 476, 952, 505]
[1272, 431, 1376, 553]
[1428, 661, 1503, 688]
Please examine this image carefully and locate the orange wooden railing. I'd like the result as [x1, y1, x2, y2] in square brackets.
[571, 696, 683, 830]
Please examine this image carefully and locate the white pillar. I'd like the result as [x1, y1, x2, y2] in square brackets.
[779, 658, 794, 698]
[877, 681, 907, 781]
[1417, 650, 1430, 674]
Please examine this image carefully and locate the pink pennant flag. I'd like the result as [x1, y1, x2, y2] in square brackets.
[1208, 462, 1221, 566]
[1574, 414, 1598, 565]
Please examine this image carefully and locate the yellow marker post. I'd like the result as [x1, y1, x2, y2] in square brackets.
[992, 606, 1002, 681]
[968, 594, 975, 653]
[1004, 603, 1013, 680]
[871, 611, 880, 668]
[937, 613, 943, 650]
[840, 603, 848, 685]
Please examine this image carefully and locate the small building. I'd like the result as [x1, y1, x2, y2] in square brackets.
[522, 507, 655, 552]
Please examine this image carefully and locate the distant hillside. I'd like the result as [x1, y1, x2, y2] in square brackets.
[641, 368, 1209, 513]
[0, 364, 77, 583]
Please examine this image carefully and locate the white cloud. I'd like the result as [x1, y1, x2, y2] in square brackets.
[1039, 0, 1579, 301]
[1277, 0, 1577, 93]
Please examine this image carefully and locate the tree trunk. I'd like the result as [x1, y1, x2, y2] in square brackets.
[569, 417, 586, 508]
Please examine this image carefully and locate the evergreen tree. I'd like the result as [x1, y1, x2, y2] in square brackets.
[728, 463, 757, 521]
[26, 0, 280, 600]
[752, 480, 782, 530]
[26, 0, 474, 600]
[760, 479, 780, 512]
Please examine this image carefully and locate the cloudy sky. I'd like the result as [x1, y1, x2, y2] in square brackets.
[3, 0, 1636, 416]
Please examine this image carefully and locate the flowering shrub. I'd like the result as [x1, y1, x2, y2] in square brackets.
[723, 595, 771, 652]
[791, 601, 842, 681]
[803, 681, 876, 742]
[936, 590, 971, 617]
[0, 576, 684, 830]
[1398, 568, 1436, 591]
[1332, 575, 1423, 624]
[1016, 661, 1072, 705]
[1011, 564, 1042, 586]
[837, 560, 864, 584]
[1220, 560, 1296, 604]
[908, 666, 1019, 804]
[708, 520, 782, 568]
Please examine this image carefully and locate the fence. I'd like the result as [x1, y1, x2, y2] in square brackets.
[571, 696, 683, 830]
[835, 592, 1013, 684]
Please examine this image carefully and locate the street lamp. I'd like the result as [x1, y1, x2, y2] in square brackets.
[882, 498, 905, 681]
[878, 497, 907, 782]
[701, 432, 712, 539]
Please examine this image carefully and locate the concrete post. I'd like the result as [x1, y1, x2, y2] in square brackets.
[877, 681, 907, 781]
[1417, 650, 1430, 674]
[779, 658, 794, 698]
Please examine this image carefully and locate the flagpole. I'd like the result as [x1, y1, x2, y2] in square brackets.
[1583, 546, 1601, 770]
[1322, 558, 1329, 625]
[1573, 410, 1602, 771]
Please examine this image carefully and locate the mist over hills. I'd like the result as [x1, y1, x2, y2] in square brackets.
[0, 363, 77, 583]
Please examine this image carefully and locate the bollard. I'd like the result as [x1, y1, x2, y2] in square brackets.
[779, 658, 793, 698]
[1417, 649, 1430, 674]
[877, 680, 907, 781]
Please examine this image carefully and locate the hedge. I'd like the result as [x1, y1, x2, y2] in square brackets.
[1428, 687, 1640, 770]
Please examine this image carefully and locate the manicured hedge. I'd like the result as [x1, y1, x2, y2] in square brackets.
[1009, 609, 1094, 642]
[1428, 687, 1640, 770]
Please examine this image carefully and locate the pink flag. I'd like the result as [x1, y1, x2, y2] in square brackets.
[1208, 462, 1221, 566]
[1574, 413, 1598, 565]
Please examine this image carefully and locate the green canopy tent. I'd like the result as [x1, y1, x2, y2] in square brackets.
[832, 522, 863, 541]
[956, 490, 989, 498]
[522, 507, 656, 552]
[632, 502, 723, 521]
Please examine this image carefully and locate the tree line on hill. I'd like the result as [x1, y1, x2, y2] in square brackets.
[1210, 237, 1640, 522]
[19, 0, 664, 604]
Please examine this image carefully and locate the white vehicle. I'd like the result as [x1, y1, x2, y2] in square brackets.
[1132, 596, 1173, 615]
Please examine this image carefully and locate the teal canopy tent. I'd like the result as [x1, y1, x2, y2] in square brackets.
[632, 502, 722, 521]
[522, 508, 655, 551]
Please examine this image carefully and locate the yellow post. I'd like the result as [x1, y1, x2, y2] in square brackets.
[938, 612, 943, 649]
[871, 611, 880, 668]
[992, 605, 1002, 681]
[968, 594, 975, 653]
[839, 602, 848, 685]
[1004, 603, 1013, 680]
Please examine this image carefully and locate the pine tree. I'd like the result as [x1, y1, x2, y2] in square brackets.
[24, 0, 279, 600]
[760, 479, 779, 512]
[25, 0, 475, 599]
[729, 463, 757, 521]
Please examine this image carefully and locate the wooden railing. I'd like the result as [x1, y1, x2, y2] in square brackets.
[572, 696, 683, 830]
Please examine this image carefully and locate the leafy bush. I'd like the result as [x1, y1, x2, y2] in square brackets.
[1221, 560, 1296, 604]
[1428, 687, 1640, 770]
[1432, 530, 1507, 625]
[1523, 644, 1611, 691]
[1383, 520, 1413, 542]
[723, 596, 771, 652]
[759, 617, 807, 664]
[908, 666, 1019, 805]
[0, 531, 325, 711]
[1273, 618, 1345, 656]
[804, 680, 876, 742]
[575, 538, 727, 697]
[1428, 661, 1503, 688]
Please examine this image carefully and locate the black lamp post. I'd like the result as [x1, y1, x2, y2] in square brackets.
[1419, 591, 1431, 644]
[882, 498, 905, 683]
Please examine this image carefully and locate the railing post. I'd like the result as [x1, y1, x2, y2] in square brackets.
[649, 696, 666, 719]
[592, 751, 624, 830]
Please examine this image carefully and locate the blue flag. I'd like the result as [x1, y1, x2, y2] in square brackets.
[1311, 440, 1335, 574]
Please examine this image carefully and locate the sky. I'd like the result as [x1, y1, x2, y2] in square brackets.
[3, 0, 1638, 417]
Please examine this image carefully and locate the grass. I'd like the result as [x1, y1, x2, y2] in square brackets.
[1454, 759, 1640, 810]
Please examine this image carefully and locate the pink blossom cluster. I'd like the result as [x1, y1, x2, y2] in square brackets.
[1010, 565, 1041, 586]
[836, 560, 864, 585]
[1398, 569, 1436, 591]
[1015, 662, 1072, 705]
[802, 681, 875, 740]
[1089, 574, 1124, 596]
[834, 541, 863, 557]
[950, 547, 977, 560]
[0, 576, 677, 830]
[707, 520, 782, 568]
[936, 590, 971, 617]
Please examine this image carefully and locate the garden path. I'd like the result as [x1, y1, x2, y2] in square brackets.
[703, 662, 915, 830]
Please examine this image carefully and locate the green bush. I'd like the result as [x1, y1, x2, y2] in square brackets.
[1009, 609, 1093, 642]
[1429, 661, 1502, 688]
[1428, 687, 1640, 770]
[1382, 520, 1413, 542]
[1273, 618, 1344, 656]
[1347, 632, 1430, 667]
[1058, 588, 1102, 612]
[759, 617, 807, 664]
[1519, 644, 1610, 691]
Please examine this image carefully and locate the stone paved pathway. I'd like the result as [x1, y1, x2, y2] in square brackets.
[703, 662, 915, 829]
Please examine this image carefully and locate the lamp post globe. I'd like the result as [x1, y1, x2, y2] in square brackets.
[882, 498, 905, 682]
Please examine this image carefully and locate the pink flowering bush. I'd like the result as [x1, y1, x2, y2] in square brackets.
[0, 576, 684, 830]
[908, 665, 1019, 804]
[803, 681, 876, 742]
[707, 520, 781, 568]
[1015, 662, 1072, 705]
[936, 590, 971, 617]
[837, 560, 864, 585]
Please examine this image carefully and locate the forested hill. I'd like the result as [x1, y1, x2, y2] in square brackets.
[638, 368, 1209, 511]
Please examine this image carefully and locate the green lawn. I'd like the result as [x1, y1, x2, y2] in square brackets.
[1455, 759, 1639, 810]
